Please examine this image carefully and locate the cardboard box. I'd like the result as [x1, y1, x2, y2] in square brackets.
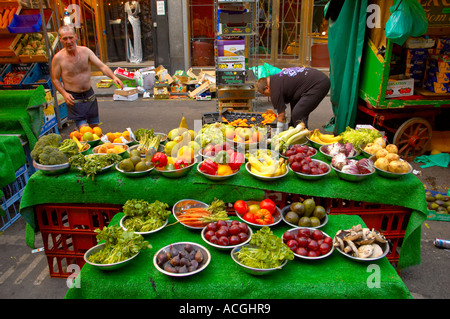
[113, 93, 138, 101]
[217, 39, 245, 56]
[385, 77, 414, 98]
[217, 87, 255, 100]
[217, 70, 246, 85]
[188, 81, 210, 99]
[217, 56, 246, 71]
[114, 87, 138, 96]
[114, 67, 135, 80]
[218, 12, 252, 35]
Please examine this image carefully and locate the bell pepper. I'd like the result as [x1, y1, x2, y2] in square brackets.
[254, 209, 274, 225]
[214, 150, 229, 164]
[152, 152, 168, 168]
[199, 158, 218, 175]
[229, 152, 244, 171]
[174, 159, 187, 169]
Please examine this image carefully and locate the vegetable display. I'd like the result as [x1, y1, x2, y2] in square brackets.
[340, 127, 381, 149]
[235, 227, 294, 269]
[173, 199, 229, 228]
[31, 133, 79, 165]
[69, 153, 122, 180]
[87, 225, 151, 264]
[272, 123, 310, 153]
[122, 199, 171, 232]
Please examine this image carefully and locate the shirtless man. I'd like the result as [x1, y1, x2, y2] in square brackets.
[51, 25, 123, 129]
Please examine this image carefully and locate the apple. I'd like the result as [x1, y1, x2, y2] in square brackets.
[238, 128, 252, 141]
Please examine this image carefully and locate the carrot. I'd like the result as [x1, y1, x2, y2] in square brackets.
[8, 7, 16, 24]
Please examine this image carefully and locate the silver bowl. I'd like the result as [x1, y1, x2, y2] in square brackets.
[120, 215, 168, 235]
[284, 227, 334, 260]
[288, 159, 331, 181]
[156, 158, 196, 178]
[280, 206, 328, 229]
[306, 135, 326, 149]
[153, 242, 211, 277]
[33, 160, 70, 175]
[331, 164, 375, 182]
[358, 144, 375, 158]
[245, 162, 288, 181]
[201, 220, 253, 250]
[333, 240, 390, 262]
[369, 155, 413, 179]
[93, 143, 129, 158]
[246, 149, 280, 162]
[280, 145, 315, 159]
[86, 138, 101, 147]
[76, 154, 116, 173]
[154, 132, 168, 144]
[319, 144, 360, 161]
[227, 137, 258, 151]
[235, 200, 283, 228]
[198, 149, 216, 161]
[196, 160, 240, 181]
[115, 162, 154, 177]
[79, 142, 91, 155]
[84, 242, 140, 271]
[172, 199, 209, 230]
[127, 144, 165, 158]
[231, 244, 288, 275]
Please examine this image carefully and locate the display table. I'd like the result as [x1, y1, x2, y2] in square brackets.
[19, 152, 428, 270]
[64, 213, 412, 299]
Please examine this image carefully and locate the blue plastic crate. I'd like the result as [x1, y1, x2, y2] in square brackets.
[59, 102, 68, 119]
[7, 13, 42, 33]
[21, 63, 52, 91]
[0, 63, 33, 89]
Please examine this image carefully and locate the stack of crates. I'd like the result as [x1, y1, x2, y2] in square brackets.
[263, 191, 412, 266]
[0, 163, 32, 231]
[34, 204, 122, 278]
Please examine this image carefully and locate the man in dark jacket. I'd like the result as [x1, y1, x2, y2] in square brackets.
[256, 66, 330, 130]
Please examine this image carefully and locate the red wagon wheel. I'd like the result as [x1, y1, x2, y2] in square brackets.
[393, 117, 432, 161]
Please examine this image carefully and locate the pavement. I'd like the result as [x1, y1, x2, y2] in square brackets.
[0, 77, 449, 299]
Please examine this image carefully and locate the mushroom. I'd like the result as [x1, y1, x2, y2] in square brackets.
[370, 243, 384, 258]
[345, 239, 358, 255]
[357, 245, 374, 258]
[373, 229, 387, 244]
[344, 230, 362, 242]
[334, 236, 345, 251]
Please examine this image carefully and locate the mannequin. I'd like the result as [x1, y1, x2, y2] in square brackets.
[125, 1, 142, 63]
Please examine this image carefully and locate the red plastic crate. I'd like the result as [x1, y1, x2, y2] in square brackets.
[41, 230, 98, 256]
[45, 253, 85, 279]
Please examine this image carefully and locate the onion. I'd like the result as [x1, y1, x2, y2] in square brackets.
[331, 153, 347, 170]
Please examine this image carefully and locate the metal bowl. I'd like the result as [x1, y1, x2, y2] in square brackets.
[154, 132, 168, 144]
[245, 162, 288, 181]
[84, 243, 140, 271]
[156, 158, 196, 178]
[93, 143, 129, 158]
[246, 149, 280, 162]
[79, 142, 91, 155]
[33, 160, 70, 175]
[280, 145, 316, 160]
[120, 215, 168, 236]
[306, 135, 326, 149]
[358, 144, 375, 158]
[231, 244, 289, 275]
[198, 149, 216, 161]
[284, 227, 334, 260]
[235, 200, 283, 228]
[319, 144, 360, 161]
[227, 137, 258, 151]
[369, 155, 413, 179]
[333, 240, 390, 262]
[201, 220, 253, 250]
[288, 159, 331, 181]
[76, 154, 116, 173]
[280, 206, 328, 229]
[172, 199, 209, 230]
[115, 162, 154, 177]
[86, 138, 101, 147]
[331, 165, 375, 182]
[196, 160, 240, 181]
[127, 144, 165, 158]
[153, 242, 211, 277]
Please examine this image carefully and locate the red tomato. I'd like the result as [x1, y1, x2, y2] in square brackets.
[254, 209, 274, 225]
[259, 199, 276, 215]
[234, 200, 249, 215]
[243, 212, 256, 223]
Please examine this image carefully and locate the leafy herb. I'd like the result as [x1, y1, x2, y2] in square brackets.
[69, 153, 121, 180]
[122, 199, 171, 232]
[236, 227, 294, 269]
[340, 127, 381, 149]
[88, 225, 151, 264]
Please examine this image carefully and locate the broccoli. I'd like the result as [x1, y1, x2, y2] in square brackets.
[38, 145, 68, 165]
[31, 133, 62, 162]
[59, 139, 78, 158]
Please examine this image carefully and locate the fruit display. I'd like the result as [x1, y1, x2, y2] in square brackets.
[333, 224, 388, 259]
[282, 228, 333, 258]
[281, 144, 316, 158]
[198, 148, 244, 177]
[247, 154, 287, 178]
[229, 126, 266, 144]
[370, 143, 411, 174]
[70, 126, 103, 142]
[0, 70, 26, 85]
[272, 123, 311, 153]
[308, 129, 342, 145]
[221, 110, 277, 127]
[288, 152, 329, 176]
[202, 220, 251, 248]
[117, 149, 153, 173]
[234, 199, 281, 226]
[426, 191, 450, 214]
[155, 243, 209, 275]
[19, 32, 56, 57]
[282, 198, 327, 228]
[93, 142, 127, 155]
[0, 7, 17, 29]
[166, 117, 199, 162]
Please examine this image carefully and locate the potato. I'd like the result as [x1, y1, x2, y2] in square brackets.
[385, 144, 398, 154]
[385, 153, 400, 162]
[376, 149, 389, 159]
[365, 143, 382, 155]
[388, 160, 410, 174]
[374, 157, 389, 171]
[374, 137, 386, 148]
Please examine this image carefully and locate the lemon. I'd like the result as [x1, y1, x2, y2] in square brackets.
[83, 132, 94, 141]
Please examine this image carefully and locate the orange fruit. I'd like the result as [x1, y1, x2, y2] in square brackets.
[93, 126, 102, 136]
[114, 132, 121, 138]
[106, 132, 115, 143]
[113, 137, 123, 143]
[217, 164, 233, 176]
[80, 126, 93, 134]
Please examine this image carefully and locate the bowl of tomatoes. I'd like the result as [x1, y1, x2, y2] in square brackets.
[233, 199, 282, 228]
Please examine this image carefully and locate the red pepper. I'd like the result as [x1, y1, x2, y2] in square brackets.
[199, 158, 218, 175]
[174, 159, 187, 169]
[152, 152, 168, 168]
[254, 209, 274, 225]
[229, 152, 244, 171]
